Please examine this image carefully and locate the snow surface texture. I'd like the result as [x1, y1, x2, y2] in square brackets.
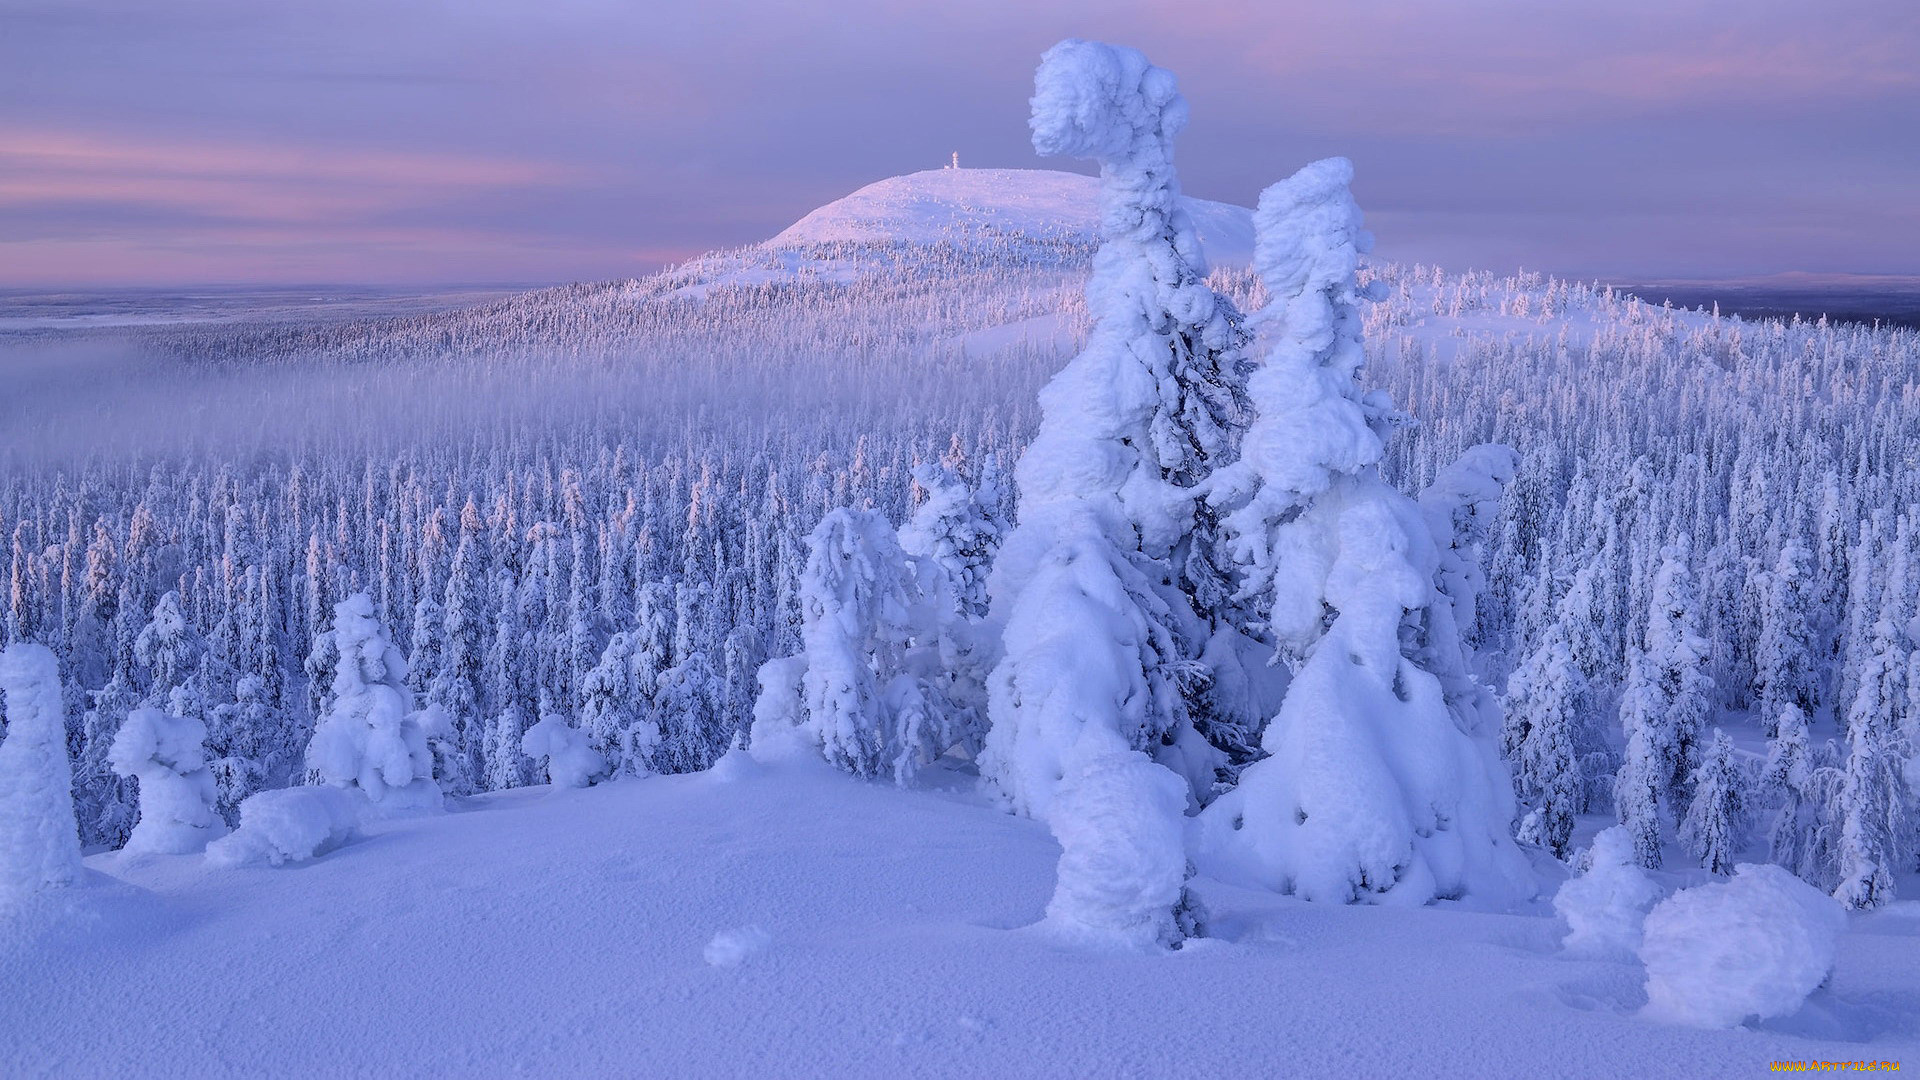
[107, 708, 228, 856]
[703, 924, 772, 968]
[1640, 864, 1849, 1029]
[9, 762, 1916, 1077]
[767, 168, 1254, 271]
[1555, 826, 1664, 959]
[203, 786, 366, 868]
[521, 712, 608, 789]
[306, 593, 442, 811]
[0, 644, 84, 908]
[1191, 158, 1532, 908]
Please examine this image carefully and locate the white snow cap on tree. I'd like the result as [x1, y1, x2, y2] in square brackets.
[521, 710, 608, 789]
[109, 707, 229, 855]
[1191, 158, 1532, 907]
[305, 593, 441, 811]
[0, 643, 84, 906]
[1639, 864, 1846, 1029]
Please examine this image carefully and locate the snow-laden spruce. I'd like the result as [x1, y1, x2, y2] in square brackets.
[751, 507, 978, 784]
[1639, 864, 1846, 1029]
[1503, 624, 1587, 858]
[0, 643, 85, 908]
[982, 39, 1231, 822]
[108, 707, 228, 855]
[305, 593, 443, 811]
[1192, 158, 1532, 907]
[1615, 541, 1716, 869]
[984, 39, 1263, 814]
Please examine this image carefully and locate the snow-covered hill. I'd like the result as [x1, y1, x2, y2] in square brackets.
[766, 167, 1255, 270]
[8, 753, 1917, 1077]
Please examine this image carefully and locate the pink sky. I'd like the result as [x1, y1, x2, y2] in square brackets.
[3, 0, 1916, 286]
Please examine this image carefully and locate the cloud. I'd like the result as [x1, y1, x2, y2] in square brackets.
[1, 0, 1916, 283]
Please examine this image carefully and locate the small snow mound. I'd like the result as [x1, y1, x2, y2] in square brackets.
[1554, 826, 1664, 959]
[703, 925, 772, 968]
[205, 786, 366, 868]
[1639, 864, 1846, 1029]
[703, 742, 762, 783]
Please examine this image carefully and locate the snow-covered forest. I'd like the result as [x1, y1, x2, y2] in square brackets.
[9, 189, 1916, 901]
[5, 36, 1919, 1075]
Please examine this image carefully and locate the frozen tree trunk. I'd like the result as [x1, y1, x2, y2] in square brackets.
[0, 643, 85, 906]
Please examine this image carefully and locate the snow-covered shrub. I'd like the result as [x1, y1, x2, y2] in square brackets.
[1044, 747, 1193, 949]
[1553, 826, 1663, 959]
[305, 593, 442, 811]
[1639, 863, 1846, 1029]
[204, 786, 365, 868]
[1193, 158, 1531, 907]
[747, 653, 810, 762]
[521, 711, 609, 789]
[108, 707, 228, 855]
[0, 643, 85, 907]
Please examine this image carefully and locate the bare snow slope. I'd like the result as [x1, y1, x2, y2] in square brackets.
[767, 168, 1255, 270]
[6, 758, 1916, 1078]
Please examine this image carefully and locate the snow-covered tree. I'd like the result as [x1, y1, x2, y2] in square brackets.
[204, 674, 284, 821]
[761, 507, 964, 783]
[134, 591, 202, 700]
[108, 706, 229, 855]
[0, 643, 84, 908]
[578, 631, 660, 775]
[305, 593, 441, 811]
[1754, 540, 1819, 733]
[1192, 158, 1531, 906]
[1612, 540, 1717, 869]
[1678, 728, 1746, 875]
[898, 463, 1000, 622]
[1832, 612, 1913, 909]
[655, 650, 728, 773]
[983, 40, 1220, 818]
[1762, 704, 1838, 885]
[1503, 624, 1586, 858]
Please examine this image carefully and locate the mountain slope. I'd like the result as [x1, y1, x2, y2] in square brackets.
[766, 168, 1255, 270]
